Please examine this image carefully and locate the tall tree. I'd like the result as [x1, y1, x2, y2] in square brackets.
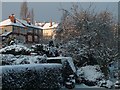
[20, 1, 28, 19]
[56, 4, 117, 78]
[30, 8, 34, 24]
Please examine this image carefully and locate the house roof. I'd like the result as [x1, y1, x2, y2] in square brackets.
[16, 19, 42, 29]
[42, 22, 58, 29]
[35, 22, 59, 30]
[0, 19, 25, 27]
[0, 18, 42, 30]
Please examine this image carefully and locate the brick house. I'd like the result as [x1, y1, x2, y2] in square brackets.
[0, 14, 42, 45]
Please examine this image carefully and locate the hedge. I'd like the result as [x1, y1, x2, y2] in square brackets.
[1, 64, 63, 90]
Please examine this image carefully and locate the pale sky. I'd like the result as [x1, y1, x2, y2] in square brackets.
[1, 1, 118, 22]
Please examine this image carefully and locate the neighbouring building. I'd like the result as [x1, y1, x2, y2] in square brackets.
[35, 20, 59, 43]
[0, 14, 42, 46]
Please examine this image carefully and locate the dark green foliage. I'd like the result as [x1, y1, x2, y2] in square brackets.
[2, 64, 62, 90]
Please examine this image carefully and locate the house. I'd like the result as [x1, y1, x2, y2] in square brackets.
[0, 14, 42, 45]
[35, 20, 59, 43]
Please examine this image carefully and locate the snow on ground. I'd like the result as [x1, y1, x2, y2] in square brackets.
[75, 84, 100, 88]
[61, 84, 101, 89]
[77, 65, 104, 82]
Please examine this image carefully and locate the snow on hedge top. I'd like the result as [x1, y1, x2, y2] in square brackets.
[0, 63, 62, 74]
[0, 45, 31, 53]
[1, 54, 47, 65]
[77, 65, 104, 82]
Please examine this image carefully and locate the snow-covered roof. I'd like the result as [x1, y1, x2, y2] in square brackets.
[16, 19, 42, 29]
[35, 22, 58, 30]
[42, 22, 58, 29]
[0, 18, 42, 30]
[0, 19, 25, 27]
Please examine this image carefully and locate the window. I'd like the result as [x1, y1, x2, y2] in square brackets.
[28, 35, 32, 42]
[20, 28, 26, 34]
[34, 36, 38, 42]
[13, 26, 18, 33]
[27, 28, 33, 33]
[4, 30, 7, 32]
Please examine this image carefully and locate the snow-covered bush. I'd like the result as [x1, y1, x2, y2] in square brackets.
[114, 80, 120, 89]
[0, 45, 31, 55]
[31, 44, 59, 57]
[1, 54, 47, 65]
[98, 80, 114, 89]
[1, 64, 63, 89]
[77, 65, 104, 86]
[31, 44, 44, 54]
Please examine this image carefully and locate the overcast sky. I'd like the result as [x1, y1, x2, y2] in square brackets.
[1, 2, 118, 22]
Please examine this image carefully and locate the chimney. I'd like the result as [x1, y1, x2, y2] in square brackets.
[49, 19, 52, 27]
[9, 14, 16, 23]
[26, 18, 31, 25]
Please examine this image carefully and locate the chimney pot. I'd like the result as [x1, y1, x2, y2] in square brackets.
[49, 19, 52, 27]
[26, 18, 31, 25]
[9, 14, 16, 23]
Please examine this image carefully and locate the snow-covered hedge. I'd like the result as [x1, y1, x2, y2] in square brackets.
[1, 64, 63, 89]
[0, 45, 31, 55]
[31, 44, 59, 57]
[77, 65, 104, 86]
[1, 54, 47, 65]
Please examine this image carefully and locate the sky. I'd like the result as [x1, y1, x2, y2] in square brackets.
[1, 2, 118, 22]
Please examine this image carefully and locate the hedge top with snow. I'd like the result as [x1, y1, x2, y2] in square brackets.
[0, 45, 31, 55]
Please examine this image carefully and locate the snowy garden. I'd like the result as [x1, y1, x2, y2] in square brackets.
[0, 2, 120, 90]
[0, 43, 120, 89]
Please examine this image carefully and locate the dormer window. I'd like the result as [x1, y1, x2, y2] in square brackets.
[5, 30, 7, 32]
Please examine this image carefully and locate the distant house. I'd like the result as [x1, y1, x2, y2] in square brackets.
[35, 21, 59, 42]
[0, 14, 42, 45]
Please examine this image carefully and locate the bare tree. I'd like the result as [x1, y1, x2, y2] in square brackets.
[30, 8, 34, 24]
[20, 1, 28, 19]
[56, 4, 118, 78]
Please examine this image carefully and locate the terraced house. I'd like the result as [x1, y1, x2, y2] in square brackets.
[0, 14, 42, 46]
